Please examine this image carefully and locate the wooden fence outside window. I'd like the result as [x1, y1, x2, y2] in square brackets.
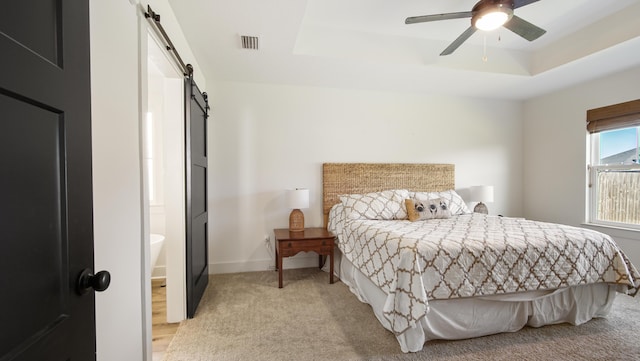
[597, 171, 640, 224]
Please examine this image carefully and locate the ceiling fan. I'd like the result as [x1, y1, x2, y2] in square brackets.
[406, 0, 546, 56]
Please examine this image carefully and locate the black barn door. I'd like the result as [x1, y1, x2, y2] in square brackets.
[185, 70, 209, 318]
[0, 1, 107, 360]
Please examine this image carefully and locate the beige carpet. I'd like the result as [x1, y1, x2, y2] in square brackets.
[164, 268, 640, 361]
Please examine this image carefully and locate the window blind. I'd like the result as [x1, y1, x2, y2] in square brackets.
[586, 99, 640, 133]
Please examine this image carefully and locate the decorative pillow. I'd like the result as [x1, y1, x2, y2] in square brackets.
[339, 189, 409, 220]
[405, 198, 451, 221]
[409, 189, 471, 215]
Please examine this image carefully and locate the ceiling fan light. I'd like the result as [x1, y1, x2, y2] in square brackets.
[473, 5, 514, 31]
[476, 12, 508, 31]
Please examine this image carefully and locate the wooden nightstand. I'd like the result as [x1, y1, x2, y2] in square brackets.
[273, 227, 335, 288]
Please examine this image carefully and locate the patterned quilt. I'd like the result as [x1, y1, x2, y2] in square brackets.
[328, 206, 640, 334]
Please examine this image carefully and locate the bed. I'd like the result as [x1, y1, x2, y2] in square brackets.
[322, 163, 639, 353]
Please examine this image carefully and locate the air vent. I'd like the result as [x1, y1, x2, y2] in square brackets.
[240, 35, 259, 50]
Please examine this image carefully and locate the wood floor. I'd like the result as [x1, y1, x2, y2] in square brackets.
[152, 278, 180, 361]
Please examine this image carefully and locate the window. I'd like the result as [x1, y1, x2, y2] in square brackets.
[587, 99, 640, 229]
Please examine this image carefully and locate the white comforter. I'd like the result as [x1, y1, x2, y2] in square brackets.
[328, 205, 639, 335]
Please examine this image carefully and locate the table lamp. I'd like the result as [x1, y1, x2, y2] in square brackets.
[470, 185, 494, 214]
[288, 188, 309, 232]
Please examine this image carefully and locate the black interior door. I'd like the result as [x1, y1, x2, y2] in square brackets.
[0, 1, 103, 360]
[185, 71, 209, 318]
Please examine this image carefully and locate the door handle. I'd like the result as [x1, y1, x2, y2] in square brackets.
[76, 269, 111, 294]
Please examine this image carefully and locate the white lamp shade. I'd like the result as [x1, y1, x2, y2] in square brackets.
[287, 188, 309, 209]
[470, 186, 494, 203]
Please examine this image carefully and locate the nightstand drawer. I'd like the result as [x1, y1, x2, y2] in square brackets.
[280, 239, 333, 256]
[282, 239, 331, 248]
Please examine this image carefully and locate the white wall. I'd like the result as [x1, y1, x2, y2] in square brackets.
[207, 81, 524, 273]
[90, 1, 205, 360]
[91, 2, 143, 360]
[523, 66, 640, 266]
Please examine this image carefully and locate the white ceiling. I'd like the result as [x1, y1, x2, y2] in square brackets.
[167, 0, 640, 100]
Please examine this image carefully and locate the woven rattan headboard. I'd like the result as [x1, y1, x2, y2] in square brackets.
[322, 163, 455, 227]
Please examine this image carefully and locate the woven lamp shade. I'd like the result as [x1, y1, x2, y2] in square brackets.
[288, 189, 309, 232]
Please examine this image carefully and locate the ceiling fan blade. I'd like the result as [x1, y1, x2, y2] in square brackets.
[440, 26, 477, 56]
[513, 0, 541, 9]
[405, 11, 472, 25]
[503, 15, 546, 41]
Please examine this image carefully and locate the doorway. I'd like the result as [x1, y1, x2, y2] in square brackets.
[143, 30, 187, 357]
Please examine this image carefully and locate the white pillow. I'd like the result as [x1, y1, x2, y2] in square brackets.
[328, 203, 346, 235]
[339, 189, 409, 220]
[409, 189, 471, 215]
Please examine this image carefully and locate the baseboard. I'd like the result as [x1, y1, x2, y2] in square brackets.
[151, 265, 166, 278]
[208, 255, 319, 274]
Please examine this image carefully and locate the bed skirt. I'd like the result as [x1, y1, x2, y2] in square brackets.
[326, 250, 619, 353]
